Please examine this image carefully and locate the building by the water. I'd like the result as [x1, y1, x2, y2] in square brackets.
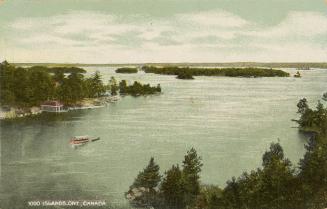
[40, 101, 65, 112]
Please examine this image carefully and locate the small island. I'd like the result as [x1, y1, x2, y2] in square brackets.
[119, 80, 161, 96]
[142, 66, 290, 78]
[115, 67, 138, 74]
[294, 71, 301, 78]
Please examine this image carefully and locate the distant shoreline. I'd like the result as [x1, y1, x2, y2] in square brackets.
[12, 62, 327, 69]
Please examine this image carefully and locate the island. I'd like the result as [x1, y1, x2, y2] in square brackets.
[119, 80, 161, 96]
[115, 67, 138, 74]
[294, 71, 301, 78]
[142, 65, 290, 78]
[0, 61, 161, 119]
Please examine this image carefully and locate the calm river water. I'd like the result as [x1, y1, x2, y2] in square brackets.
[1, 68, 326, 208]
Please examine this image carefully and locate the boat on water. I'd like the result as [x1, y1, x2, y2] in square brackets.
[69, 136, 100, 146]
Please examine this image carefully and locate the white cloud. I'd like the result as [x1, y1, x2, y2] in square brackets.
[177, 10, 250, 28]
[3, 10, 327, 63]
[245, 11, 327, 38]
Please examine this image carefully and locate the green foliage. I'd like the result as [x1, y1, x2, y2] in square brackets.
[160, 148, 203, 209]
[85, 71, 106, 98]
[132, 157, 162, 189]
[160, 165, 185, 209]
[126, 148, 203, 209]
[299, 136, 327, 209]
[119, 80, 161, 96]
[0, 62, 105, 106]
[176, 71, 194, 80]
[0, 62, 55, 106]
[142, 66, 290, 78]
[28, 65, 86, 73]
[182, 148, 203, 207]
[115, 67, 138, 74]
[296, 98, 327, 135]
[108, 76, 119, 96]
[195, 185, 223, 209]
[126, 158, 161, 208]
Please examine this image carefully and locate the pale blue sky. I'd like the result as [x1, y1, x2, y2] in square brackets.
[0, 0, 326, 63]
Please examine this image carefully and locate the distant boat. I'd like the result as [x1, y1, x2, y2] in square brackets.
[69, 136, 100, 146]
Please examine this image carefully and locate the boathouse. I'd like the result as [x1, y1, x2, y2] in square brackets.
[41, 101, 64, 112]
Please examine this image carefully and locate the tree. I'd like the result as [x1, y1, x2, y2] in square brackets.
[222, 177, 242, 209]
[108, 76, 118, 96]
[182, 148, 203, 207]
[314, 101, 327, 135]
[126, 158, 161, 208]
[119, 80, 128, 94]
[53, 71, 65, 84]
[66, 72, 85, 103]
[86, 71, 105, 98]
[297, 98, 308, 114]
[259, 143, 297, 209]
[161, 165, 185, 209]
[299, 137, 327, 209]
[132, 157, 161, 189]
[28, 69, 55, 105]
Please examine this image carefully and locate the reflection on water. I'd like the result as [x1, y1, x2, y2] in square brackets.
[1, 68, 327, 209]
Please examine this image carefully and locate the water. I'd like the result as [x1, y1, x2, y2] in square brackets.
[1, 68, 326, 208]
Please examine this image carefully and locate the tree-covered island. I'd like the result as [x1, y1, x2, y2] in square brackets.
[142, 66, 290, 78]
[115, 67, 138, 74]
[0, 61, 161, 119]
[126, 97, 327, 209]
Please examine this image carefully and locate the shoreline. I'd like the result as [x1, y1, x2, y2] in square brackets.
[0, 96, 120, 120]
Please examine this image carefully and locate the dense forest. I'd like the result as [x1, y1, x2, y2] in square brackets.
[0, 61, 106, 106]
[0, 61, 161, 107]
[142, 66, 290, 78]
[115, 67, 138, 74]
[126, 97, 327, 209]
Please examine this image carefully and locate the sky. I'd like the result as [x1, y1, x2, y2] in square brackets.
[0, 0, 327, 63]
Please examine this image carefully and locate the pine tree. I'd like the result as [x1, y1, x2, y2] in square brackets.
[182, 148, 203, 207]
[132, 157, 161, 189]
[109, 76, 118, 96]
[126, 158, 161, 208]
[161, 165, 185, 209]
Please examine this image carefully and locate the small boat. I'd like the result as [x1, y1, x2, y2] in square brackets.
[69, 136, 100, 146]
